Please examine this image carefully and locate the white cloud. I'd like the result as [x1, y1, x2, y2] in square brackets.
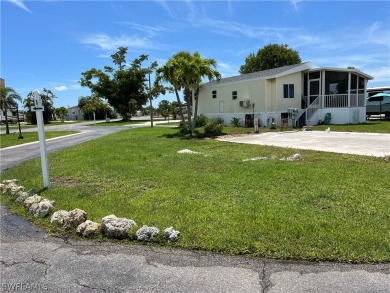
[290, 0, 302, 13]
[54, 85, 68, 91]
[7, 0, 31, 13]
[365, 66, 390, 84]
[115, 22, 167, 38]
[217, 61, 239, 78]
[154, 0, 174, 17]
[80, 33, 160, 51]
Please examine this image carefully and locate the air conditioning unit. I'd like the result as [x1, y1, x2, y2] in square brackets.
[287, 108, 299, 127]
[239, 100, 245, 107]
[246, 100, 252, 107]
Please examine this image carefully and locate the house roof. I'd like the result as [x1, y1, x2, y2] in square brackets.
[306, 67, 374, 80]
[203, 62, 374, 87]
[204, 62, 318, 87]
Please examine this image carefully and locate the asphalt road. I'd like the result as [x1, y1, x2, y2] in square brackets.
[0, 121, 134, 172]
[1, 205, 389, 293]
[1, 121, 390, 292]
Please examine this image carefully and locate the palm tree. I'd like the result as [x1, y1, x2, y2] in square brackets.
[155, 57, 186, 127]
[0, 87, 22, 134]
[156, 51, 221, 133]
[188, 52, 221, 131]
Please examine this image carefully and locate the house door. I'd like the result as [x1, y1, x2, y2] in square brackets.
[309, 79, 320, 105]
[219, 101, 224, 113]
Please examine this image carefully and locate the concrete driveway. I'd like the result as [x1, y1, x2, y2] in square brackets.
[217, 131, 390, 157]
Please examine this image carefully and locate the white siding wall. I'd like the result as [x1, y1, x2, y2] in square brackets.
[198, 79, 266, 115]
[312, 108, 366, 125]
[198, 72, 304, 126]
[273, 72, 303, 112]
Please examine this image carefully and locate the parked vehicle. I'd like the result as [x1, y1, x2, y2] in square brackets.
[366, 87, 390, 117]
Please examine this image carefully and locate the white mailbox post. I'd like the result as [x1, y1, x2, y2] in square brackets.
[32, 90, 50, 188]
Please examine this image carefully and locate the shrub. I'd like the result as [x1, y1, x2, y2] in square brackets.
[195, 114, 209, 127]
[204, 119, 224, 137]
[215, 117, 224, 124]
[231, 117, 241, 127]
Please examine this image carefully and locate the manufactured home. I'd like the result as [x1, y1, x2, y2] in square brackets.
[195, 62, 373, 127]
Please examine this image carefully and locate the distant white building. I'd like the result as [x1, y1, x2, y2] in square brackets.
[0, 110, 13, 123]
[66, 106, 83, 121]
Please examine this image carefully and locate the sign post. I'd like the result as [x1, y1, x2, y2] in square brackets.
[32, 90, 50, 188]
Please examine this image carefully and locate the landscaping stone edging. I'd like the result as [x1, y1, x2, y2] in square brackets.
[1, 179, 180, 242]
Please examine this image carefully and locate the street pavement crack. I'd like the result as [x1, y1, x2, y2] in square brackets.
[261, 262, 272, 293]
[0, 260, 29, 267]
[76, 279, 108, 292]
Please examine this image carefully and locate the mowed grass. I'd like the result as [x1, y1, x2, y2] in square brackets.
[1, 126, 389, 263]
[312, 120, 390, 133]
[0, 131, 79, 148]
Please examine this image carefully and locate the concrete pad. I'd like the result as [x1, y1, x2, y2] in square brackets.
[217, 131, 390, 157]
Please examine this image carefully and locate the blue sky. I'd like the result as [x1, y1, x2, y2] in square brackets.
[2, 0, 390, 109]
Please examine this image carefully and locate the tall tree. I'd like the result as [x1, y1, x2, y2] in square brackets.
[0, 87, 22, 134]
[155, 55, 187, 127]
[80, 47, 158, 121]
[55, 106, 68, 122]
[188, 52, 221, 131]
[78, 95, 109, 120]
[239, 44, 301, 74]
[156, 51, 220, 133]
[157, 100, 171, 120]
[23, 88, 56, 124]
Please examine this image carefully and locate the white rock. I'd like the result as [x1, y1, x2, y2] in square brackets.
[10, 185, 25, 196]
[51, 210, 69, 224]
[101, 214, 137, 239]
[292, 153, 301, 160]
[62, 208, 87, 228]
[23, 195, 42, 208]
[177, 149, 201, 154]
[29, 199, 54, 218]
[136, 225, 160, 242]
[76, 220, 100, 237]
[164, 227, 180, 241]
[15, 192, 30, 203]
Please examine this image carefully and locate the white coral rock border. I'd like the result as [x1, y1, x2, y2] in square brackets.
[1, 179, 180, 242]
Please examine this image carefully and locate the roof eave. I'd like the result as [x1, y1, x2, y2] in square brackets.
[306, 67, 374, 80]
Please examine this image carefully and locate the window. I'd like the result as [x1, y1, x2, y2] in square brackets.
[283, 84, 294, 98]
[212, 90, 217, 99]
[232, 91, 238, 100]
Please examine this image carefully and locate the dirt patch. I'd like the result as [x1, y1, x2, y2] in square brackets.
[52, 176, 82, 187]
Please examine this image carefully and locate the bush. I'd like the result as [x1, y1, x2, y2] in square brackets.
[231, 117, 241, 127]
[204, 119, 224, 137]
[215, 117, 224, 124]
[195, 114, 209, 127]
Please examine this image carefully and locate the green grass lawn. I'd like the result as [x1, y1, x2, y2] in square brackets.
[0, 131, 79, 148]
[1, 126, 389, 263]
[312, 120, 390, 133]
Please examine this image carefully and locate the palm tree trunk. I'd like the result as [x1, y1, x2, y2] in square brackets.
[175, 90, 186, 127]
[184, 88, 192, 130]
[4, 108, 10, 134]
[191, 86, 200, 132]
